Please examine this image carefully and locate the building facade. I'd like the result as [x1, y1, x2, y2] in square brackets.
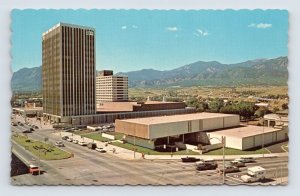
[42, 23, 96, 122]
[96, 70, 128, 103]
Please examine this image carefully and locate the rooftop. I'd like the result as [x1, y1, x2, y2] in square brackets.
[118, 112, 238, 125]
[208, 125, 281, 138]
[42, 22, 95, 36]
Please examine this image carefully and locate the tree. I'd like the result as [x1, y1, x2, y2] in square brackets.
[255, 108, 271, 118]
[273, 106, 280, 113]
[186, 98, 208, 112]
[208, 99, 224, 113]
[219, 101, 257, 120]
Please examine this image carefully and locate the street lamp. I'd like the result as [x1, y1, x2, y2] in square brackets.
[208, 135, 226, 184]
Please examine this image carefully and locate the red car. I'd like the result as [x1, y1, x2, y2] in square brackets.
[28, 165, 40, 175]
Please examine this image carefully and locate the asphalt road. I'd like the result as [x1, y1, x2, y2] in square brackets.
[11, 120, 288, 186]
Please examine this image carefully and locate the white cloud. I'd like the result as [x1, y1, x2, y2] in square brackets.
[132, 25, 138, 29]
[166, 27, 178, 32]
[248, 23, 272, 29]
[194, 29, 209, 37]
[121, 26, 127, 30]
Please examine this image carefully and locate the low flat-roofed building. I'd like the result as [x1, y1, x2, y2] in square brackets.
[208, 125, 288, 150]
[13, 107, 43, 117]
[97, 101, 186, 113]
[115, 112, 240, 149]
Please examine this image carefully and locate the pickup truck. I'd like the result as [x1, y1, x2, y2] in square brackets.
[219, 165, 240, 174]
[196, 161, 218, 171]
[241, 166, 266, 183]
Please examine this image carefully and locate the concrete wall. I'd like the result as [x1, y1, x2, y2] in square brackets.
[202, 117, 224, 131]
[102, 133, 115, 140]
[149, 121, 188, 139]
[224, 115, 240, 127]
[241, 129, 288, 150]
[116, 120, 149, 139]
[125, 135, 155, 149]
[225, 136, 243, 150]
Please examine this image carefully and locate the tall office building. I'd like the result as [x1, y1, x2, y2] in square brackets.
[42, 23, 96, 122]
[96, 70, 128, 104]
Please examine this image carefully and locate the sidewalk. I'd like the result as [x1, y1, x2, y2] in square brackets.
[54, 132, 143, 160]
[144, 153, 288, 161]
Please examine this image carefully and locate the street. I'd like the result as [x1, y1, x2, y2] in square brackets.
[11, 115, 288, 185]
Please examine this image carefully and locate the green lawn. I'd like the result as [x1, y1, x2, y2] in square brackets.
[204, 147, 270, 155]
[12, 134, 72, 160]
[80, 133, 112, 142]
[105, 132, 124, 140]
[111, 142, 199, 155]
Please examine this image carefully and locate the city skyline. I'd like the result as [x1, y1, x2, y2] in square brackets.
[12, 9, 288, 72]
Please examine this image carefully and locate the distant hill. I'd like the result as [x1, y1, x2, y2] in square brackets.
[117, 56, 288, 87]
[11, 56, 288, 92]
[11, 66, 42, 92]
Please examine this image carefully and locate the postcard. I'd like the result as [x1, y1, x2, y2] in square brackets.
[10, 9, 288, 185]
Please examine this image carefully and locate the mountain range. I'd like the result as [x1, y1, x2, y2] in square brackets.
[117, 56, 288, 87]
[11, 56, 288, 92]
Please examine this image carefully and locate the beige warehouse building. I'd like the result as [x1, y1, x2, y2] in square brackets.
[116, 112, 288, 150]
[208, 125, 288, 150]
[115, 112, 240, 149]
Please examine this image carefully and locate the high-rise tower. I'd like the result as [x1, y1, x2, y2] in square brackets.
[42, 23, 96, 122]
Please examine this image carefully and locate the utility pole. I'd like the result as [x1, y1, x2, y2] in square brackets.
[222, 136, 225, 185]
[133, 130, 136, 159]
[262, 115, 265, 158]
[38, 145, 42, 176]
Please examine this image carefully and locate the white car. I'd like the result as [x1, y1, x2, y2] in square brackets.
[78, 141, 88, 146]
[66, 138, 73, 142]
[235, 157, 255, 163]
[95, 147, 106, 153]
[72, 140, 79, 144]
[55, 141, 65, 147]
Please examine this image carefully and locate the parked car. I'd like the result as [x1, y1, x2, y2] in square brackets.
[34, 126, 39, 129]
[72, 139, 79, 144]
[95, 147, 106, 153]
[235, 157, 255, 163]
[181, 156, 201, 163]
[65, 129, 75, 133]
[11, 122, 17, 126]
[87, 142, 97, 150]
[55, 141, 65, 147]
[219, 165, 240, 174]
[229, 160, 246, 167]
[78, 141, 88, 146]
[28, 164, 40, 175]
[22, 130, 32, 133]
[196, 161, 218, 171]
[62, 136, 69, 140]
[29, 128, 35, 132]
[20, 123, 24, 126]
[66, 138, 73, 142]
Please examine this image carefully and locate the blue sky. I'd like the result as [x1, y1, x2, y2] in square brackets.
[11, 9, 288, 72]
